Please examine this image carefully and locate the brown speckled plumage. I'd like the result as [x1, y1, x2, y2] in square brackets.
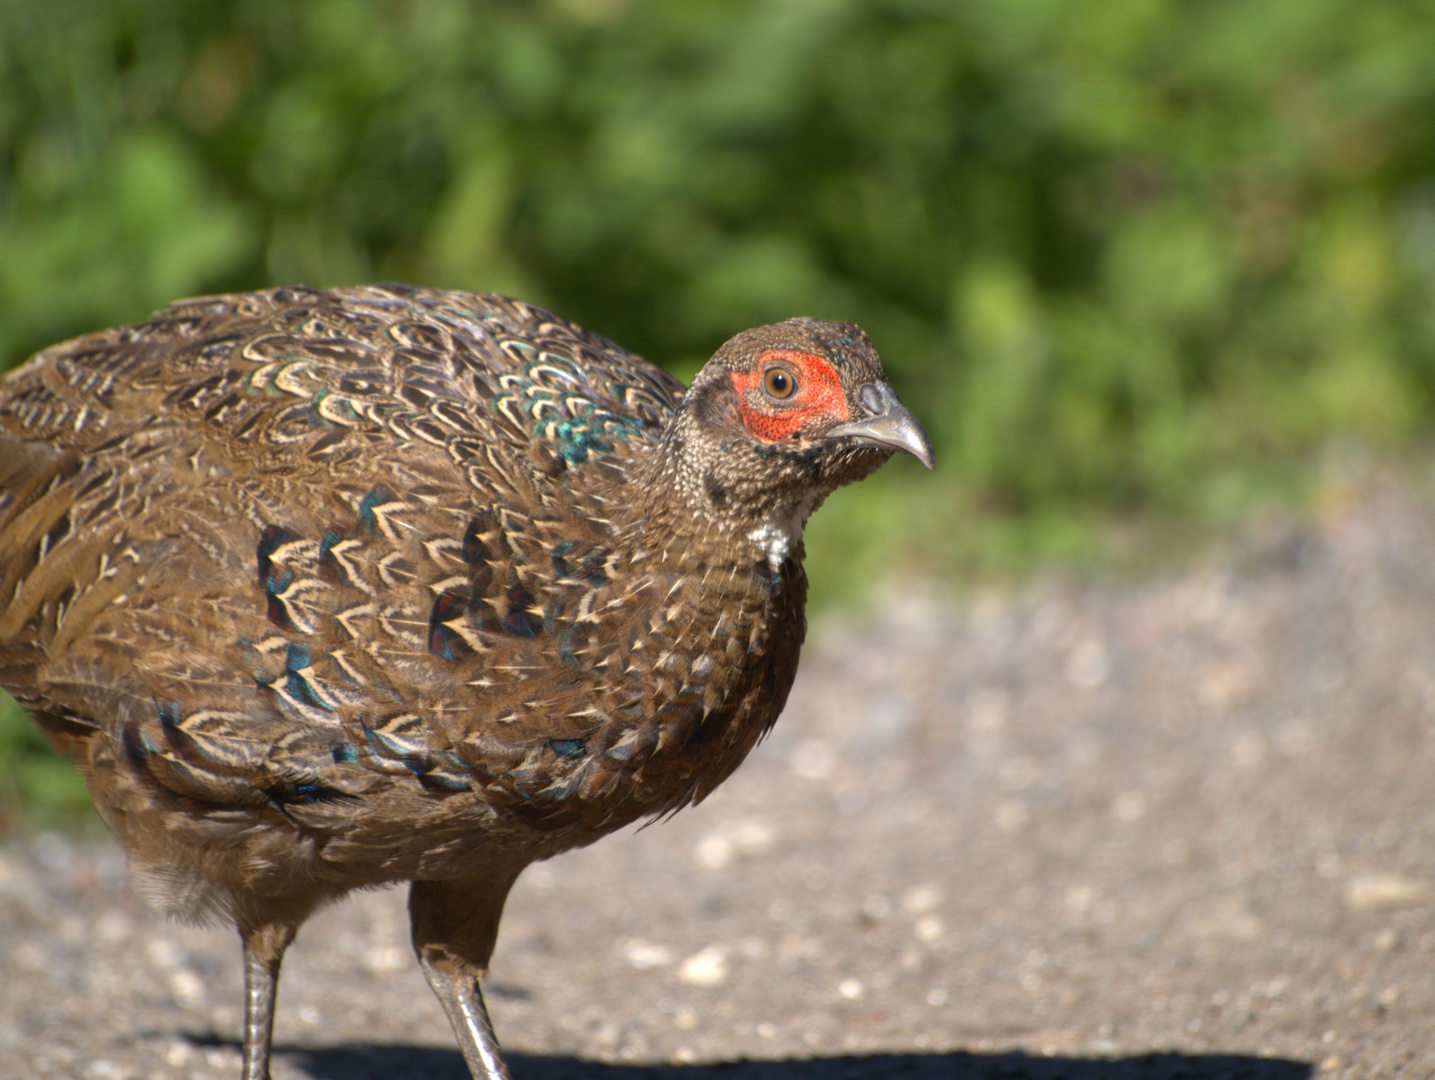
[0, 284, 932, 1079]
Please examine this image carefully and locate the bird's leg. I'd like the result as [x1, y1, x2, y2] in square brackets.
[409, 873, 521, 1080]
[239, 921, 297, 1080]
[418, 955, 512, 1080]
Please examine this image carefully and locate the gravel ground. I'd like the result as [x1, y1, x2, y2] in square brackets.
[4, 475, 1435, 1079]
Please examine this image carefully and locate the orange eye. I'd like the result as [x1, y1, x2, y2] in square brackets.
[763, 367, 797, 399]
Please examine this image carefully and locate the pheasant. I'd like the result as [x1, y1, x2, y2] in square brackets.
[0, 284, 933, 1079]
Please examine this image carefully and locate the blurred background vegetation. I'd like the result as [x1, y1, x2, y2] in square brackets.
[4, 0, 1435, 826]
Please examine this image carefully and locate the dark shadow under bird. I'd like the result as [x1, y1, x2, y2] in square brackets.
[0, 285, 933, 1079]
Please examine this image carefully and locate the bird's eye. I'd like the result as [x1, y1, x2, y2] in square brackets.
[763, 367, 796, 399]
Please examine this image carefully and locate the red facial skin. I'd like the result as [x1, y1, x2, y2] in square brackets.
[730, 349, 851, 442]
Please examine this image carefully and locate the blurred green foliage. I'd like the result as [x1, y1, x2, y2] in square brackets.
[0, 693, 100, 832]
[3, 0, 1435, 819]
[7, 0, 1435, 521]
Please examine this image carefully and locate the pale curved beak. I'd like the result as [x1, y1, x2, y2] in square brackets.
[825, 382, 935, 469]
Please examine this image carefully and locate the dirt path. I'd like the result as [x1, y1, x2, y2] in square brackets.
[3, 478, 1434, 1079]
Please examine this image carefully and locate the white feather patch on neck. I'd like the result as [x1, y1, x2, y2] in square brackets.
[748, 493, 818, 570]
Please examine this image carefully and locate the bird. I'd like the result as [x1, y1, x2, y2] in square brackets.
[0, 283, 933, 1080]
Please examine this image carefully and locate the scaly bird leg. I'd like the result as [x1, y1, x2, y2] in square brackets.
[409, 874, 521, 1080]
[418, 952, 513, 1080]
[239, 922, 297, 1080]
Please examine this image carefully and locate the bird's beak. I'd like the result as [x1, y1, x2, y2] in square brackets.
[825, 382, 935, 469]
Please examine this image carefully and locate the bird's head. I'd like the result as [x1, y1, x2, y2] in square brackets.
[651, 317, 933, 565]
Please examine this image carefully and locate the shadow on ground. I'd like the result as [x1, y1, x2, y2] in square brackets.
[279, 1044, 1314, 1080]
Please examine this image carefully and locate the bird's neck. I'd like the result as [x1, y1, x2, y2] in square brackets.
[627, 408, 830, 575]
[742, 492, 822, 571]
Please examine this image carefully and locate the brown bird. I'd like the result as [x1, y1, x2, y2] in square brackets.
[0, 284, 933, 1079]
